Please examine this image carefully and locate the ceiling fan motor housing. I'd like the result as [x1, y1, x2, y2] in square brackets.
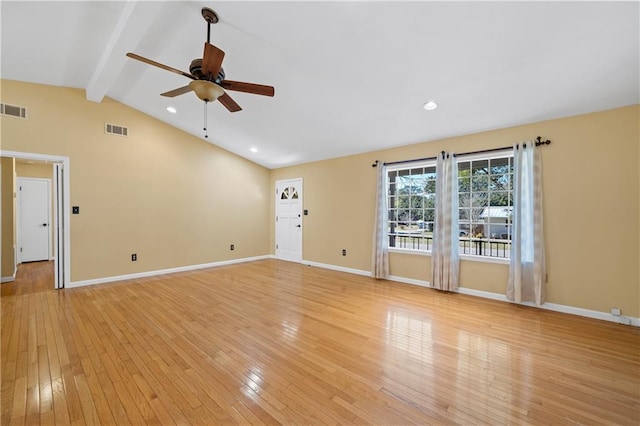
[189, 59, 225, 83]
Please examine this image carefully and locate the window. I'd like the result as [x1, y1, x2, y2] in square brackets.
[388, 162, 437, 251]
[387, 152, 513, 259]
[457, 154, 513, 258]
[280, 186, 299, 199]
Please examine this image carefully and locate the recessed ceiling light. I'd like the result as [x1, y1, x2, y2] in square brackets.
[250, 147, 258, 153]
[423, 101, 438, 111]
[166, 106, 177, 114]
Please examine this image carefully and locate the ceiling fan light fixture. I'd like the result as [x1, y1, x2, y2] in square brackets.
[189, 80, 225, 102]
[166, 106, 177, 113]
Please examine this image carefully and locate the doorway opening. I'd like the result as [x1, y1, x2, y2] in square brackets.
[1, 150, 70, 290]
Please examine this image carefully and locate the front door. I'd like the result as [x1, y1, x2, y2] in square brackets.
[275, 179, 303, 262]
[18, 178, 51, 262]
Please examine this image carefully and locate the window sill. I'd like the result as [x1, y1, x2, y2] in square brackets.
[389, 248, 431, 257]
[460, 254, 509, 265]
[388, 248, 510, 265]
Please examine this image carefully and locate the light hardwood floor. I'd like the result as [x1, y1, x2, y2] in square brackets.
[2, 259, 639, 425]
[1, 261, 54, 297]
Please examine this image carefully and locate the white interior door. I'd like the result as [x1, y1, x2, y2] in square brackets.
[18, 178, 51, 262]
[276, 178, 303, 262]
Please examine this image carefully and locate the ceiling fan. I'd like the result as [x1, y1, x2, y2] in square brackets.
[126, 7, 274, 126]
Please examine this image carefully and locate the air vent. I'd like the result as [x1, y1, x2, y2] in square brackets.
[105, 123, 128, 137]
[0, 103, 27, 119]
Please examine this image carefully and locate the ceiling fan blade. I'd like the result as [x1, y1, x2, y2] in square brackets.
[218, 93, 242, 112]
[160, 85, 193, 97]
[126, 52, 195, 80]
[220, 80, 274, 97]
[202, 43, 225, 78]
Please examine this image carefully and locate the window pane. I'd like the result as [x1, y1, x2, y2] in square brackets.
[411, 196, 423, 209]
[472, 160, 489, 175]
[489, 173, 510, 191]
[424, 195, 436, 209]
[397, 195, 411, 209]
[388, 182, 396, 196]
[459, 192, 470, 208]
[489, 224, 511, 240]
[424, 208, 435, 222]
[490, 191, 510, 206]
[458, 177, 470, 192]
[471, 207, 485, 222]
[472, 175, 488, 191]
[471, 192, 488, 207]
[489, 157, 509, 173]
[470, 221, 485, 237]
[424, 176, 436, 194]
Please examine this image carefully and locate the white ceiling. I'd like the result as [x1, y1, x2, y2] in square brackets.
[2, 1, 638, 169]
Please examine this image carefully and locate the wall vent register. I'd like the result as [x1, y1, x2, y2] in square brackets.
[0, 103, 27, 118]
[105, 123, 129, 136]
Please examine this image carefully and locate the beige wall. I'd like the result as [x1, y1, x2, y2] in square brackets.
[1, 157, 16, 278]
[271, 105, 640, 317]
[15, 161, 53, 179]
[1, 79, 271, 282]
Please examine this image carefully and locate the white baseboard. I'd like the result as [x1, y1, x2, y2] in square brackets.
[302, 260, 639, 327]
[302, 260, 370, 277]
[2, 265, 17, 283]
[67, 255, 271, 288]
[389, 275, 431, 288]
[457, 287, 640, 327]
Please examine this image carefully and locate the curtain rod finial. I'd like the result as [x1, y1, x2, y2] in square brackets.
[535, 136, 551, 146]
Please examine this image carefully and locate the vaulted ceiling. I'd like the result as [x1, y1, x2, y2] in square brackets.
[2, 1, 638, 168]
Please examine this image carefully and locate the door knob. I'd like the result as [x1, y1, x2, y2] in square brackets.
[295, 224, 301, 228]
[42, 223, 48, 227]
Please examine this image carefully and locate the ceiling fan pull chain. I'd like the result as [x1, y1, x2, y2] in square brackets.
[204, 101, 208, 138]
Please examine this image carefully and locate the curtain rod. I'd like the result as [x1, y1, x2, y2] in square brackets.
[371, 136, 551, 167]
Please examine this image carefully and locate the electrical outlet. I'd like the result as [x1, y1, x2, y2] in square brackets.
[342, 249, 347, 256]
[230, 244, 235, 251]
[131, 253, 137, 262]
[611, 307, 621, 316]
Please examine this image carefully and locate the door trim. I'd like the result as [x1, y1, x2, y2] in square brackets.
[16, 177, 52, 263]
[1, 150, 71, 289]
